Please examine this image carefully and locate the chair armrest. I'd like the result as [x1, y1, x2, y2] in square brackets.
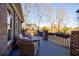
[33, 42, 38, 55]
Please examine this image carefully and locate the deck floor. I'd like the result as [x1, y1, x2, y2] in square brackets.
[37, 39, 70, 56]
[9, 37, 70, 56]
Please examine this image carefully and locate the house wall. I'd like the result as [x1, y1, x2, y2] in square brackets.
[7, 3, 23, 55]
[0, 3, 23, 55]
[0, 3, 8, 55]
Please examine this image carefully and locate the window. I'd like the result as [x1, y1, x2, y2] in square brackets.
[18, 18, 21, 34]
[7, 9, 13, 41]
[15, 15, 19, 35]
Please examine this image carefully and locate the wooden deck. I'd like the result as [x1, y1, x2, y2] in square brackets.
[9, 37, 70, 56]
[36, 38, 70, 56]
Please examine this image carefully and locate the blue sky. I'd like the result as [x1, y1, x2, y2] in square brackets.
[52, 3, 79, 28]
[25, 3, 79, 28]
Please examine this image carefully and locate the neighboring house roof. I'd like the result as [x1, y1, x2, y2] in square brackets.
[11, 3, 24, 22]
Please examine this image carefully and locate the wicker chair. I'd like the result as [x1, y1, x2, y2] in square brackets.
[16, 36, 38, 56]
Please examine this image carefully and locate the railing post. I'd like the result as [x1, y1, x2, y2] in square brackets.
[71, 31, 79, 56]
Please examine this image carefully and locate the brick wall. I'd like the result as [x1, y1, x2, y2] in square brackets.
[0, 4, 8, 55]
[70, 31, 79, 56]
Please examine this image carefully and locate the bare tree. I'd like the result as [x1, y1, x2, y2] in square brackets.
[23, 3, 34, 24]
[55, 8, 66, 32]
[45, 6, 55, 31]
[34, 4, 46, 29]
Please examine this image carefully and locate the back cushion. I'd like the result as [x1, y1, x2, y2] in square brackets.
[19, 34, 23, 39]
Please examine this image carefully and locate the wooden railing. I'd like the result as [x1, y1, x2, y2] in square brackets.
[48, 35, 70, 48]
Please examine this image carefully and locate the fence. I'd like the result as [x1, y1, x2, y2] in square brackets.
[48, 35, 70, 48]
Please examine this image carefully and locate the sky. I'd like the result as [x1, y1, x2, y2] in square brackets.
[22, 3, 79, 28]
[51, 3, 79, 28]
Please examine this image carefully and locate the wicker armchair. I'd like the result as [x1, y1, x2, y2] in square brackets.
[16, 36, 38, 56]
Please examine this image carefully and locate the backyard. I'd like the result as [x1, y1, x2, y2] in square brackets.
[11, 3, 79, 56]
[0, 3, 79, 56]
